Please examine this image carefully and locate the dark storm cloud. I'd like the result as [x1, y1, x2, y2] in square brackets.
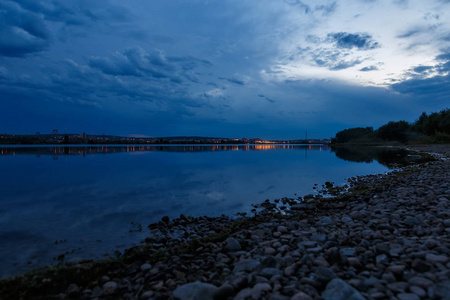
[12, 0, 132, 25]
[88, 47, 211, 84]
[327, 32, 379, 50]
[0, 1, 50, 57]
[360, 65, 378, 72]
[390, 52, 450, 101]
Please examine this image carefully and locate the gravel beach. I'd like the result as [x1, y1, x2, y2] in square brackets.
[1, 145, 449, 300]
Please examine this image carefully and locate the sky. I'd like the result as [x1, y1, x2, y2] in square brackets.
[0, 0, 449, 139]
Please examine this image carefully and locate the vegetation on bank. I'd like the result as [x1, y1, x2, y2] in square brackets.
[332, 108, 450, 144]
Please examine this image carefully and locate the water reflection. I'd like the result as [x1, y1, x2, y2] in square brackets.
[331, 146, 430, 168]
[0, 144, 328, 157]
[1, 144, 392, 278]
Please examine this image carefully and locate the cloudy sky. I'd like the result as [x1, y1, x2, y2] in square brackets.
[1, 0, 449, 139]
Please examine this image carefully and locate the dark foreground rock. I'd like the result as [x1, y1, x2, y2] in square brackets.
[1, 145, 449, 299]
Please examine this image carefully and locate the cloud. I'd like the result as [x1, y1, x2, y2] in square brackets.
[88, 47, 211, 84]
[360, 65, 378, 72]
[327, 32, 380, 50]
[390, 52, 450, 102]
[257, 94, 276, 103]
[0, 1, 50, 57]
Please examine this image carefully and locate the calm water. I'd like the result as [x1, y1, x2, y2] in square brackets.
[0, 144, 395, 277]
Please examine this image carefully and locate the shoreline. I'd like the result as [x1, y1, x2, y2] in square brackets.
[1, 145, 449, 299]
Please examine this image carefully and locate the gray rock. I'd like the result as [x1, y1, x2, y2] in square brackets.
[251, 283, 272, 299]
[340, 248, 355, 257]
[173, 282, 218, 300]
[397, 293, 420, 300]
[425, 253, 449, 264]
[234, 288, 252, 300]
[213, 283, 234, 300]
[233, 259, 261, 273]
[103, 281, 118, 295]
[291, 292, 313, 300]
[408, 276, 433, 288]
[260, 267, 284, 278]
[225, 237, 242, 251]
[322, 278, 365, 300]
[404, 216, 420, 226]
[320, 217, 332, 224]
[66, 284, 80, 298]
[140, 263, 152, 271]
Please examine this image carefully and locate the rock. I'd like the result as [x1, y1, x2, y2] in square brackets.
[320, 217, 332, 225]
[376, 254, 388, 264]
[397, 293, 420, 300]
[291, 292, 313, 300]
[322, 279, 365, 300]
[314, 266, 336, 284]
[339, 248, 355, 257]
[387, 264, 405, 275]
[411, 259, 432, 272]
[260, 267, 283, 278]
[173, 282, 218, 300]
[141, 291, 154, 299]
[425, 253, 449, 264]
[404, 216, 420, 226]
[233, 259, 261, 273]
[103, 281, 118, 295]
[140, 263, 152, 271]
[409, 286, 426, 298]
[213, 283, 234, 300]
[66, 284, 80, 298]
[251, 283, 272, 299]
[225, 237, 242, 251]
[263, 247, 275, 256]
[408, 276, 433, 288]
[278, 226, 288, 233]
[235, 288, 252, 300]
[387, 282, 408, 293]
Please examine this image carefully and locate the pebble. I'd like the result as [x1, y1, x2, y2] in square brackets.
[322, 278, 365, 300]
[173, 281, 218, 300]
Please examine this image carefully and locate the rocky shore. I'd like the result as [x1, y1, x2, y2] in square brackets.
[1, 145, 449, 300]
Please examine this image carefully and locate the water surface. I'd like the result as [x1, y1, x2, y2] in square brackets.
[0, 144, 396, 277]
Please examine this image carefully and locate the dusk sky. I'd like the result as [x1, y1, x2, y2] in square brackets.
[1, 0, 449, 139]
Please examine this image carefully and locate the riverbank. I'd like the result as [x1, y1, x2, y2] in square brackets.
[1, 145, 449, 299]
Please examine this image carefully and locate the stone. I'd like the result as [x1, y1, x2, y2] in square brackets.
[408, 276, 433, 288]
[140, 263, 152, 271]
[340, 248, 355, 257]
[387, 265, 405, 274]
[411, 259, 432, 272]
[397, 293, 420, 300]
[409, 286, 426, 298]
[322, 279, 365, 300]
[66, 284, 80, 298]
[320, 217, 332, 224]
[404, 216, 420, 226]
[260, 267, 283, 278]
[376, 254, 388, 264]
[314, 266, 337, 284]
[173, 282, 218, 300]
[225, 237, 242, 251]
[141, 291, 154, 299]
[265, 247, 277, 255]
[251, 283, 272, 299]
[234, 288, 252, 300]
[233, 259, 261, 273]
[425, 253, 449, 264]
[278, 226, 288, 233]
[213, 283, 234, 300]
[291, 292, 313, 300]
[103, 281, 118, 295]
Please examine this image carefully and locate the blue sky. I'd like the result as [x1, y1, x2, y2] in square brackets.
[0, 0, 449, 139]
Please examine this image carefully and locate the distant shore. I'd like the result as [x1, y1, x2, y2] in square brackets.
[1, 145, 449, 300]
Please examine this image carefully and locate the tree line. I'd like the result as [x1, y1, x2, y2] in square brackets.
[332, 108, 450, 144]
